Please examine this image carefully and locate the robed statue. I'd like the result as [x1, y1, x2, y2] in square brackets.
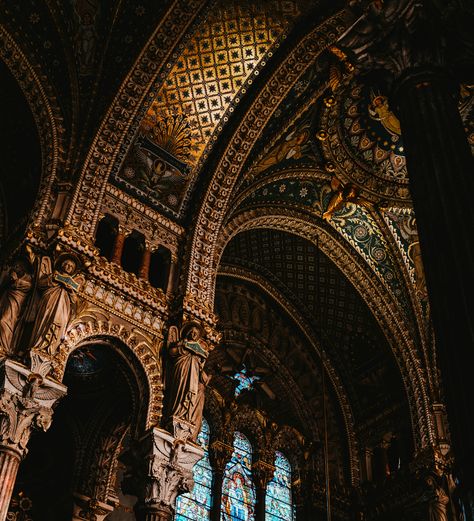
[30, 254, 80, 356]
[0, 258, 33, 356]
[165, 322, 210, 440]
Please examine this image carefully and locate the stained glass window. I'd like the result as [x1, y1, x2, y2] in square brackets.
[265, 451, 294, 521]
[221, 432, 256, 521]
[175, 418, 213, 521]
[232, 368, 260, 397]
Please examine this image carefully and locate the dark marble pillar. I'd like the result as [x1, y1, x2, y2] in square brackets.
[139, 243, 152, 281]
[393, 67, 474, 488]
[209, 440, 233, 521]
[253, 460, 275, 520]
[166, 256, 178, 296]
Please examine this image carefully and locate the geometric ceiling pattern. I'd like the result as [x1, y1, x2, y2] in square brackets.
[221, 228, 408, 426]
[115, 0, 301, 217]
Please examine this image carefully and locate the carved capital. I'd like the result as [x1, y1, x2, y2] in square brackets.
[0, 359, 66, 458]
[209, 440, 233, 474]
[337, 0, 452, 80]
[122, 428, 203, 517]
[72, 493, 114, 521]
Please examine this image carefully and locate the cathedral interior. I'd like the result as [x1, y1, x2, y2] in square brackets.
[1, 1, 473, 520]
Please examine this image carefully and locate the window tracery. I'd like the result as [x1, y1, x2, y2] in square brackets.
[265, 451, 294, 521]
[221, 432, 256, 521]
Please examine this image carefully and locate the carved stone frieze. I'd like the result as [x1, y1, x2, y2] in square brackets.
[72, 493, 114, 521]
[0, 358, 66, 458]
[121, 428, 203, 518]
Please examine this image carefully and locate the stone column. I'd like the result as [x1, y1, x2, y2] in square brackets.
[338, 0, 474, 495]
[0, 358, 66, 521]
[209, 440, 233, 521]
[121, 427, 203, 521]
[253, 459, 275, 520]
[166, 256, 178, 296]
[111, 225, 128, 265]
[139, 241, 152, 281]
[392, 68, 474, 488]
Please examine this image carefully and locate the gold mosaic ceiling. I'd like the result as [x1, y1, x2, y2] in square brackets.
[142, 0, 301, 169]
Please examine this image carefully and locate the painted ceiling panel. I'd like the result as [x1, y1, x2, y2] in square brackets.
[115, 0, 301, 217]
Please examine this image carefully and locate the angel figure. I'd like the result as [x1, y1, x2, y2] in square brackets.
[254, 129, 309, 174]
[165, 322, 211, 440]
[30, 254, 80, 356]
[323, 177, 362, 221]
[0, 258, 33, 355]
[427, 475, 450, 521]
[368, 93, 401, 137]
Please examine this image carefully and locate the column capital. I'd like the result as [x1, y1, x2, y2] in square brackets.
[337, 0, 457, 82]
[122, 427, 204, 519]
[0, 358, 66, 459]
[252, 459, 276, 490]
[208, 440, 233, 474]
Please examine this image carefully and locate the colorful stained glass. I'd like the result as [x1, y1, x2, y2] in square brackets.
[221, 432, 256, 521]
[265, 451, 294, 521]
[175, 419, 213, 521]
[232, 368, 260, 397]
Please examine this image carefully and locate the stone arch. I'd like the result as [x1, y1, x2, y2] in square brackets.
[0, 25, 64, 232]
[58, 315, 162, 430]
[215, 207, 434, 454]
[183, 11, 348, 306]
[65, 0, 209, 239]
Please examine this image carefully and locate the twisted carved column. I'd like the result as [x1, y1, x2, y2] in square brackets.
[121, 427, 203, 521]
[0, 358, 66, 521]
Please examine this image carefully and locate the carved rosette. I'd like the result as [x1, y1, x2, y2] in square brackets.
[0, 359, 66, 459]
[122, 428, 203, 520]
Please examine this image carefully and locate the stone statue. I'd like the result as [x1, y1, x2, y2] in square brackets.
[427, 475, 450, 521]
[165, 322, 210, 440]
[0, 258, 33, 356]
[30, 254, 80, 356]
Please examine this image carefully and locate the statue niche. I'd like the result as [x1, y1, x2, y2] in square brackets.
[164, 322, 210, 441]
[0, 257, 33, 356]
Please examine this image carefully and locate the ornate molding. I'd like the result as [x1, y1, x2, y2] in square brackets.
[66, 0, 209, 239]
[0, 25, 64, 235]
[122, 427, 203, 518]
[216, 207, 434, 452]
[185, 10, 349, 305]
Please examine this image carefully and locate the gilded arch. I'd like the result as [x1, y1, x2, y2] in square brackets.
[215, 207, 435, 452]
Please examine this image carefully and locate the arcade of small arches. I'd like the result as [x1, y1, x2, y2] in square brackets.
[1, 1, 474, 521]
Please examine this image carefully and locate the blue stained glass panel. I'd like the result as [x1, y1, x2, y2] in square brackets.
[175, 419, 213, 521]
[265, 451, 294, 521]
[221, 432, 256, 521]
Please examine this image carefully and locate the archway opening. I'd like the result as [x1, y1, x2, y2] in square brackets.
[12, 342, 146, 521]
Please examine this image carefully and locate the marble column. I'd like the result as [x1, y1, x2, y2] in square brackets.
[111, 226, 128, 265]
[139, 242, 152, 281]
[166, 256, 178, 296]
[393, 67, 474, 488]
[121, 427, 203, 521]
[209, 440, 233, 521]
[253, 459, 275, 520]
[0, 358, 66, 521]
